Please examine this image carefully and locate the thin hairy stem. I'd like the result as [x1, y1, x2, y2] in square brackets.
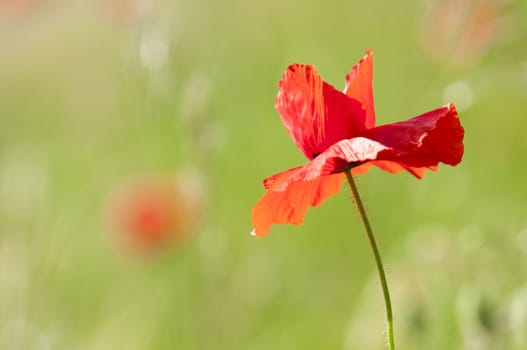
[344, 168, 394, 350]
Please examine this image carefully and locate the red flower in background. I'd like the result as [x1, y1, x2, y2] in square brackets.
[94, 0, 158, 28]
[252, 51, 464, 237]
[0, 0, 36, 18]
[104, 174, 202, 255]
[420, 0, 512, 68]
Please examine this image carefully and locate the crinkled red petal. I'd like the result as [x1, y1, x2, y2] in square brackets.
[252, 171, 345, 237]
[344, 50, 376, 129]
[276, 64, 366, 160]
[347, 160, 434, 178]
[370, 161, 437, 179]
[360, 103, 464, 168]
[265, 103, 463, 183]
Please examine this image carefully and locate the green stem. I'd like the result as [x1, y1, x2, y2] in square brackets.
[344, 168, 394, 350]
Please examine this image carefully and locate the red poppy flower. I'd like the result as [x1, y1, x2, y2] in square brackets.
[104, 174, 203, 255]
[252, 51, 464, 237]
[0, 0, 35, 18]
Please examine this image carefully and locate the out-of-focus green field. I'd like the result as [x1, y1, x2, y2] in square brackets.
[1, 0, 527, 349]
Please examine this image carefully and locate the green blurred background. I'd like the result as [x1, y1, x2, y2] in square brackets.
[1, 0, 527, 349]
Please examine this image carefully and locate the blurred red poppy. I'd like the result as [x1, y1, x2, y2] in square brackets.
[421, 0, 512, 68]
[93, 0, 158, 28]
[252, 51, 464, 237]
[104, 174, 202, 255]
[0, 0, 35, 18]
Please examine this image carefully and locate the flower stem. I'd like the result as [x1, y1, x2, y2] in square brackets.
[344, 168, 394, 350]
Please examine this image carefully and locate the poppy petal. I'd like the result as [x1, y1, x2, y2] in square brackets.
[349, 160, 435, 178]
[277, 103, 463, 179]
[361, 102, 464, 168]
[276, 64, 366, 160]
[301, 137, 391, 177]
[344, 50, 375, 129]
[370, 161, 437, 179]
[252, 171, 345, 237]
